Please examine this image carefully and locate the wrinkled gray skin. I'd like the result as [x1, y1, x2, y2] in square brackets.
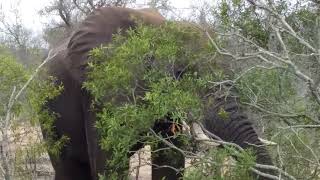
[44, 6, 274, 180]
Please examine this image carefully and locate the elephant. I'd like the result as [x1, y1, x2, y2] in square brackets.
[43, 6, 274, 180]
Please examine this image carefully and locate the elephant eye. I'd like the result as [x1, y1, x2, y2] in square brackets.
[80, 64, 87, 71]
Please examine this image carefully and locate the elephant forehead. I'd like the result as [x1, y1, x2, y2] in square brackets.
[66, 7, 165, 83]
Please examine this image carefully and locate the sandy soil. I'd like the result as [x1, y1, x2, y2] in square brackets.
[2, 125, 154, 180]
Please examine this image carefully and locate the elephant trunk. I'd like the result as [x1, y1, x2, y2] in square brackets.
[203, 89, 275, 179]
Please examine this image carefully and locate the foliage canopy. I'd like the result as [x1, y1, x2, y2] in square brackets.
[84, 22, 230, 178]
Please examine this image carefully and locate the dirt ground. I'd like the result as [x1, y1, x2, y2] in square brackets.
[3, 125, 155, 180]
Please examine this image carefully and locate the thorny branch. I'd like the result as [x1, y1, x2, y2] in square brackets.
[206, 0, 320, 106]
[205, 10, 320, 106]
[13, 50, 58, 102]
[200, 2, 320, 179]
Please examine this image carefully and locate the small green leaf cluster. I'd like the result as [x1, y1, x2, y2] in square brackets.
[184, 148, 255, 180]
[235, 11, 269, 48]
[269, 126, 320, 179]
[216, 0, 269, 48]
[27, 72, 66, 157]
[237, 68, 296, 106]
[84, 22, 224, 179]
[285, 8, 318, 53]
[84, 22, 216, 102]
[220, 1, 231, 26]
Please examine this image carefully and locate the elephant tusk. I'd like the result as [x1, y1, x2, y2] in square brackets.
[186, 122, 276, 147]
[191, 122, 220, 147]
[181, 120, 191, 136]
[258, 137, 277, 146]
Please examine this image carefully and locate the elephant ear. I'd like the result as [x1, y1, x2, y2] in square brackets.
[45, 39, 70, 82]
[66, 7, 165, 84]
[132, 8, 165, 26]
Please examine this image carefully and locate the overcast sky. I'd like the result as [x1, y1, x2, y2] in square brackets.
[0, 0, 49, 33]
[0, 0, 195, 34]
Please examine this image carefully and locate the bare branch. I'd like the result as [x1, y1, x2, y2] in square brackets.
[279, 125, 320, 129]
[0, 87, 16, 180]
[72, 0, 91, 15]
[291, 128, 320, 166]
[254, 164, 297, 180]
[87, 0, 95, 9]
[246, 0, 316, 53]
[13, 50, 58, 102]
[249, 167, 279, 180]
[206, 20, 320, 105]
[58, 0, 72, 28]
[242, 102, 312, 119]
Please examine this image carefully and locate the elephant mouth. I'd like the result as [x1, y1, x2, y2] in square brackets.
[152, 116, 183, 137]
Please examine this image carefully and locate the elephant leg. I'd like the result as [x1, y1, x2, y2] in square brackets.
[151, 120, 185, 180]
[81, 90, 108, 180]
[82, 90, 147, 179]
[53, 159, 91, 180]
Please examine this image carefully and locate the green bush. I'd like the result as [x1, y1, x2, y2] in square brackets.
[184, 148, 256, 180]
[0, 52, 28, 116]
[0, 46, 66, 179]
[84, 22, 257, 179]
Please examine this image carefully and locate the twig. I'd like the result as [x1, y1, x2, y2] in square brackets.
[148, 128, 198, 158]
[0, 87, 16, 180]
[290, 128, 320, 166]
[135, 150, 141, 180]
[198, 123, 295, 179]
[242, 102, 319, 122]
[13, 51, 58, 102]
[254, 164, 297, 180]
[249, 167, 280, 180]
[247, 0, 316, 53]
[279, 125, 320, 129]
